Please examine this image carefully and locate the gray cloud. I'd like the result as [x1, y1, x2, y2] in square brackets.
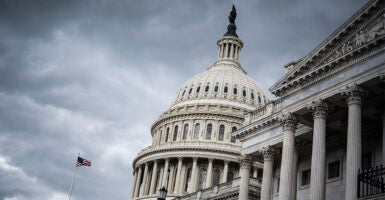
[0, 0, 367, 199]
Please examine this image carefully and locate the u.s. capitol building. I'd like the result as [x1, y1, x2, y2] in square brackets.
[131, 0, 385, 199]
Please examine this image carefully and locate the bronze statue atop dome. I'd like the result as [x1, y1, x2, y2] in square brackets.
[224, 5, 238, 38]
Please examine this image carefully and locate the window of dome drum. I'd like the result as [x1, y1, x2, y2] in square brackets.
[205, 85, 209, 92]
[224, 86, 228, 93]
[205, 124, 212, 140]
[199, 168, 207, 190]
[227, 172, 234, 182]
[214, 85, 219, 92]
[258, 96, 261, 103]
[251, 92, 254, 100]
[242, 90, 246, 97]
[188, 88, 192, 94]
[173, 125, 178, 141]
[166, 128, 170, 142]
[213, 168, 221, 185]
[185, 168, 192, 192]
[233, 87, 237, 95]
[182, 90, 185, 96]
[183, 124, 188, 140]
[231, 127, 237, 143]
[194, 123, 200, 140]
[218, 125, 225, 141]
[196, 86, 200, 93]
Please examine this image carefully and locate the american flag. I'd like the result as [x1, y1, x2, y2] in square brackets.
[76, 156, 91, 167]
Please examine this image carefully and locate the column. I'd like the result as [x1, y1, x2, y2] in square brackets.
[174, 157, 183, 194]
[149, 160, 158, 195]
[225, 43, 229, 58]
[307, 99, 328, 200]
[260, 146, 276, 200]
[191, 157, 199, 192]
[279, 112, 297, 200]
[140, 163, 149, 196]
[253, 166, 258, 178]
[291, 149, 299, 200]
[383, 110, 385, 164]
[222, 160, 229, 183]
[234, 46, 239, 60]
[134, 166, 143, 198]
[161, 158, 170, 188]
[167, 165, 174, 192]
[206, 158, 214, 188]
[239, 154, 253, 200]
[130, 169, 138, 199]
[341, 84, 365, 200]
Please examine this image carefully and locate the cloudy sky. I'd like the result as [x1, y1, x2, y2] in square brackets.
[0, 0, 367, 199]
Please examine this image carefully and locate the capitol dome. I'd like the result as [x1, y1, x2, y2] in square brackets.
[131, 6, 268, 200]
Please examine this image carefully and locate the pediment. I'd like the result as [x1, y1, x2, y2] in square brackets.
[270, 0, 385, 97]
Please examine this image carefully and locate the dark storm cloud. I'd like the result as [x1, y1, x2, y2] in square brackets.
[0, 0, 367, 199]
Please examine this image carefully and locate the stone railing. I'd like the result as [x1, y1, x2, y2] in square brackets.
[243, 99, 283, 125]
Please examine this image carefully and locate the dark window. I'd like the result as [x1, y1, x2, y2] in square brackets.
[165, 128, 170, 142]
[205, 85, 209, 92]
[184, 168, 192, 192]
[242, 90, 246, 97]
[231, 127, 237, 143]
[224, 86, 228, 93]
[301, 169, 311, 186]
[196, 86, 200, 93]
[205, 124, 212, 140]
[276, 177, 280, 193]
[328, 161, 340, 179]
[258, 96, 261, 103]
[233, 87, 237, 95]
[213, 168, 221, 186]
[194, 123, 200, 140]
[182, 90, 186, 96]
[362, 152, 372, 169]
[198, 168, 207, 190]
[188, 88, 192, 94]
[183, 124, 188, 140]
[214, 85, 219, 92]
[227, 172, 234, 182]
[173, 125, 178, 141]
[251, 92, 255, 100]
[218, 125, 225, 141]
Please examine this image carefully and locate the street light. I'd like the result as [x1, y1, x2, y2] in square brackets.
[158, 186, 167, 200]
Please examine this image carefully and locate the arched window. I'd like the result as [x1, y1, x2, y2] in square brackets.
[231, 127, 237, 143]
[182, 90, 186, 97]
[184, 168, 192, 192]
[213, 168, 221, 186]
[224, 86, 228, 93]
[205, 124, 212, 140]
[205, 85, 209, 92]
[188, 88, 193, 94]
[165, 128, 170, 142]
[198, 168, 207, 190]
[218, 125, 225, 141]
[196, 86, 200, 93]
[242, 89, 247, 97]
[258, 96, 262, 103]
[233, 87, 237, 95]
[251, 92, 255, 100]
[214, 85, 219, 92]
[159, 130, 163, 144]
[227, 171, 234, 182]
[173, 125, 178, 141]
[194, 123, 200, 140]
[183, 124, 188, 140]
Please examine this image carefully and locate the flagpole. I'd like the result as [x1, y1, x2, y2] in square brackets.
[68, 153, 80, 200]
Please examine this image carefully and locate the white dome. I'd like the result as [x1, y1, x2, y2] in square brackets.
[171, 60, 268, 110]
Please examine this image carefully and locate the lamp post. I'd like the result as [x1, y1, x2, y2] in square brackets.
[158, 186, 167, 200]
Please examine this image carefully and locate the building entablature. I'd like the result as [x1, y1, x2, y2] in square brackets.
[270, 0, 385, 97]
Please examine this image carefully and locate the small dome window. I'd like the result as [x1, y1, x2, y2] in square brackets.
[258, 96, 262, 103]
[233, 87, 237, 95]
[218, 125, 225, 141]
[188, 88, 193, 94]
[196, 86, 201, 93]
[182, 90, 186, 97]
[224, 86, 228, 93]
[242, 90, 247, 97]
[251, 92, 255, 100]
[205, 85, 209, 92]
[231, 127, 237, 143]
[214, 85, 219, 92]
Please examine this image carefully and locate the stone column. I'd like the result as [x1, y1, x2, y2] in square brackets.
[174, 157, 183, 194]
[341, 84, 365, 200]
[239, 154, 253, 200]
[149, 160, 158, 195]
[130, 169, 138, 199]
[167, 165, 174, 192]
[206, 158, 214, 188]
[191, 157, 199, 192]
[383, 110, 385, 164]
[222, 160, 229, 183]
[307, 99, 328, 200]
[230, 43, 235, 58]
[279, 112, 297, 200]
[161, 158, 170, 188]
[253, 166, 258, 178]
[140, 163, 149, 196]
[260, 146, 276, 200]
[235, 46, 239, 60]
[291, 149, 299, 200]
[134, 166, 143, 198]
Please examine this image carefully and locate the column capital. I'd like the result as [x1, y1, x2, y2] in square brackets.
[340, 84, 366, 105]
[192, 157, 198, 162]
[224, 160, 230, 165]
[307, 99, 328, 119]
[208, 158, 214, 163]
[239, 154, 253, 169]
[153, 159, 158, 164]
[259, 145, 276, 160]
[177, 157, 183, 161]
[144, 162, 149, 167]
[281, 112, 297, 131]
[164, 158, 170, 162]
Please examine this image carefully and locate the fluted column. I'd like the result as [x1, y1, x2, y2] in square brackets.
[222, 160, 229, 183]
[149, 160, 158, 195]
[239, 154, 253, 200]
[191, 157, 198, 192]
[130, 169, 138, 199]
[341, 84, 365, 200]
[140, 163, 149, 196]
[206, 158, 214, 188]
[291, 149, 299, 200]
[279, 112, 297, 200]
[174, 157, 183, 194]
[260, 146, 276, 200]
[307, 99, 328, 200]
[161, 158, 170, 188]
[134, 166, 143, 198]
[230, 43, 234, 58]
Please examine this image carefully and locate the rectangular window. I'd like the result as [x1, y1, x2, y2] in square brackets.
[328, 160, 340, 179]
[275, 176, 280, 193]
[362, 152, 372, 170]
[301, 169, 311, 186]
